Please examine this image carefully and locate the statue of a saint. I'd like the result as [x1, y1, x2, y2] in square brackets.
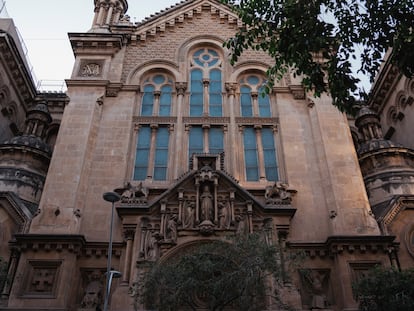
[183, 201, 195, 229]
[200, 185, 213, 222]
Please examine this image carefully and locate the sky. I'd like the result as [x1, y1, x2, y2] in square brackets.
[3, 0, 370, 92]
[3, 0, 180, 90]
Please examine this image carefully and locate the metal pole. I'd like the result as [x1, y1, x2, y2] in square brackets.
[103, 192, 121, 311]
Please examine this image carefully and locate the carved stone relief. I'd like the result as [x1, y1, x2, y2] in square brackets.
[299, 269, 332, 310]
[21, 260, 61, 298]
[78, 60, 104, 77]
[79, 269, 104, 311]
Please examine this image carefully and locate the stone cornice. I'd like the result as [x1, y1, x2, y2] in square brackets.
[133, 116, 178, 124]
[183, 116, 230, 124]
[132, 0, 241, 43]
[368, 53, 401, 114]
[11, 234, 125, 258]
[68, 33, 126, 56]
[235, 117, 279, 125]
[288, 235, 397, 258]
[0, 32, 37, 106]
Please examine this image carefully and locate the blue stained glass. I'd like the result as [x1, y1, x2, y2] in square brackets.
[142, 85, 155, 116]
[240, 86, 253, 117]
[134, 126, 151, 180]
[189, 126, 203, 157]
[207, 59, 219, 67]
[194, 49, 204, 57]
[209, 127, 223, 154]
[258, 86, 271, 117]
[160, 85, 172, 116]
[154, 127, 169, 180]
[247, 75, 260, 85]
[262, 128, 278, 181]
[209, 69, 222, 116]
[243, 127, 259, 181]
[190, 70, 203, 116]
[153, 75, 165, 84]
[208, 49, 218, 57]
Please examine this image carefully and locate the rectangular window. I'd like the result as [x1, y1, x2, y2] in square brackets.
[243, 127, 259, 181]
[262, 128, 278, 181]
[189, 126, 204, 157]
[209, 127, 224, 154]
[154, 127, 169, 180]
[134, 126, 151, 180]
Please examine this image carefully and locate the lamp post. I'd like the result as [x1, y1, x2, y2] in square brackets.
[103, 191, 121, 311]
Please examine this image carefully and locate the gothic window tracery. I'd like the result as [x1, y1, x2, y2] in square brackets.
[239, 74, 271, 117]
[189, 48, 223, 117]
[141, 74, 173, 116]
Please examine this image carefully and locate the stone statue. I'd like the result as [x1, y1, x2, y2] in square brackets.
[218, 200, 231, 229]
[80, 272, 103, 310]
[166, 215, 177, 242]
[200, 185, 213, 222]
[236, 214, 247, 235]
[145, 231, 158, 260]
[182, 200, 195, 229]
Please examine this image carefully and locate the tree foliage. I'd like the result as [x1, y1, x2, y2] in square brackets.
[221, 0, 414, 115]
[141, 234, 288, 311]
[353, 267, 414, 311]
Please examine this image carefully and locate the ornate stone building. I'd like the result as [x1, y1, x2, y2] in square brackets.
[0, 0, 412, 310]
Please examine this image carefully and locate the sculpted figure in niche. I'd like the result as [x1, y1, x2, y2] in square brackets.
[81, 271, 103, 310]
[236, 214, 247, 235]
[200, 185, 214, 222]
[304, 270, 328, 309]
[145, 230, 158, 260]
[218, 199, 231, 229]
[183, 200, 195, 229]
[166, 215, 177, 243]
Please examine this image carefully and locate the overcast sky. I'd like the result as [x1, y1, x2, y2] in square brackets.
[4, 0, 179, 88]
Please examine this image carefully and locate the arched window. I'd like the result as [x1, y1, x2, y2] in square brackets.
[141, 74, 173, 116]
[239, 74, 271, 117]
[189, 48, 223, 116]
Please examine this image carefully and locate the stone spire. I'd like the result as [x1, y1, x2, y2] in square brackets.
[90, 0, 129, 32]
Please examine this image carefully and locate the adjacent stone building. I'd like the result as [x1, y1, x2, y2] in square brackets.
[0, 0, 412, 310]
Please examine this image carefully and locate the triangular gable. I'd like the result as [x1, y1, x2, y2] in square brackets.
[133, 0, 241, 42]
[117, 161, 296, 262]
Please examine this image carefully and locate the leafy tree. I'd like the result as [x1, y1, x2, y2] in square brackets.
[353, 266, 414, 311]
[221, 0, 414, 115]
[141, 234, 293, 311]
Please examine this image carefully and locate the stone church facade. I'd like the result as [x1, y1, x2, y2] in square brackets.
[0, 0, 413, 310]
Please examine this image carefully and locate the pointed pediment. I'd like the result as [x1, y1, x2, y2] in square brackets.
[133, 0, 241, 42]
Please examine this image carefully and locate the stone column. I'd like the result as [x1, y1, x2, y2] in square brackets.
[120, 225, 136, 286]
[255, 125, 266, 180]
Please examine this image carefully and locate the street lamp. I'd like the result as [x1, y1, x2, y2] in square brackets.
[103, 191, 121, 311]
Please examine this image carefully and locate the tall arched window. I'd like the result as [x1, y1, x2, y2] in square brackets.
[189, 48, 223, 116]
[239, 74, 271, 117]
[141, 74, 173, 116]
